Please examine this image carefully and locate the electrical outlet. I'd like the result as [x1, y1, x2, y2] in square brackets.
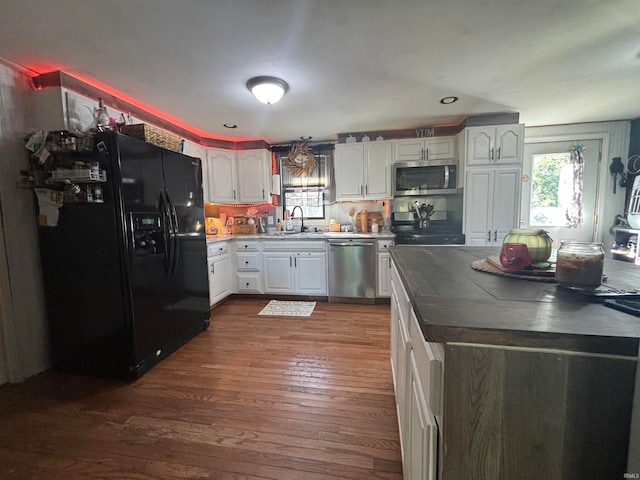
[267, 216, 274, 225]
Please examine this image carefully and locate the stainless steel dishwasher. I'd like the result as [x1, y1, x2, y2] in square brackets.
[328, 238, 376, 302]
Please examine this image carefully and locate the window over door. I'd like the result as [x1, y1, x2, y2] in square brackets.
[522, 139, 601, 246]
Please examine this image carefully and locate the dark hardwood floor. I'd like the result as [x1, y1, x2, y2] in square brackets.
[0, 298, 402, 479]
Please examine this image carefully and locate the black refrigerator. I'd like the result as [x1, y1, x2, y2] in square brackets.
[38, 132, 210, 380]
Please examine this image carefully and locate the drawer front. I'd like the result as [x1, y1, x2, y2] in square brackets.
[236, 273, 262, 293]
[207, 241, 229, 257]
[377, 239, 394, 251]
[236, 252, 261, 270]
[236, 240, 261, 252]
[263, 240, 326, 252]
[409, 309, 443, 416]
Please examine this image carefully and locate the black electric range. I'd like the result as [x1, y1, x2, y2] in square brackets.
[394, 231, 466, 245]
[391, 219, 465, 245]
[391, 211, 465, 245]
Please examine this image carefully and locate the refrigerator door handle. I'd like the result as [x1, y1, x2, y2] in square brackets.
[158, 190, 172, 274]
[165, 190, 180, 276]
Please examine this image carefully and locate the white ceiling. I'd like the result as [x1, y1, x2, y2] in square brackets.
[2, 0, 640, 144]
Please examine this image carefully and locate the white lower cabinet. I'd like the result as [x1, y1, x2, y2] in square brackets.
[294, 254, 327, 294]
[263, 252, 294, 293]
[377, 239, 394, 297]
[234, 241, 263, 293]
[409, 350, 438, 480]
[263, 240, 327, 295]
[207, 242, 232, 305]
[391, 259, 443, 480]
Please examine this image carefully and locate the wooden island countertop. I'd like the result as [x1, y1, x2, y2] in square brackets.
[390, 245, 640, 477]
[390, 245, 640, 356]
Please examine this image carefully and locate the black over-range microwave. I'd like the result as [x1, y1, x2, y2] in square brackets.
[392, 159, 461, 197]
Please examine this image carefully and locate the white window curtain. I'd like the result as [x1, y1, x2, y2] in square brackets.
[565, 144, 584, 228]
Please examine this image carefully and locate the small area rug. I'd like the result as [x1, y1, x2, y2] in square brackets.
[258, 300, 316, 317]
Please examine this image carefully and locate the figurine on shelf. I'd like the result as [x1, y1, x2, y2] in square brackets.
[87, 98, 110, 131]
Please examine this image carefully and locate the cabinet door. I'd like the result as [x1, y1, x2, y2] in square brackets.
[335, 144, 365, 200]
[390, 287, 400, 394]
[205, 148, 236, 203]
[466, 127, 494, 166]
[494, 124, 524, 165]
[409, 350, 439, 480]
[377, 252, 391, 297]
[491, 167, 522, 244]
[464, 169, 493, 245]
[363, 141, 392, 199]
[465, 168, 521, 246]
[263, 253, 294, 293]
[209, 254, 231, 305]
[294, 253, 327, 295]
[397, 137, 455, 161]
[237, 149, 270, 203]
[424, 137, 455, 160]
[396, 139, 425, 161]
[397, 308, 411, 456]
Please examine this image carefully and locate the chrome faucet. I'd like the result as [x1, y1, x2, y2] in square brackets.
[291, 205, 306, 232]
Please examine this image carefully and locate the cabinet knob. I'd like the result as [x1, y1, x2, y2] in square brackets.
[245, 261, 249, 265]
[246, 282, 250, 287]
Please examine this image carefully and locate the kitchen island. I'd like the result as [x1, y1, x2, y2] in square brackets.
[389, 245, 640, 480]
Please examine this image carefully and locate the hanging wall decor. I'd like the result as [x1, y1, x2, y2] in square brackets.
[283, 142, 316, 177]
[565, 144, 585, 228]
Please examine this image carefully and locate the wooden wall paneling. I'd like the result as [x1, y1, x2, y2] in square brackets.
[501, 347, 567, 479]
[441, 342, 506, 479]
[443, 343, 636, 480]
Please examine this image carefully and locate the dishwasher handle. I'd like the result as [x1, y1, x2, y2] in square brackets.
[330, 242, 375, 247]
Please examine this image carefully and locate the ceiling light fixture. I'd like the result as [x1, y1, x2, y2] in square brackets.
[440, 96, 459, 105]
[246, 76, 289, 104]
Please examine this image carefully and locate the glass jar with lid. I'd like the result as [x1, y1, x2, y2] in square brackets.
[555, 241, 605, 289]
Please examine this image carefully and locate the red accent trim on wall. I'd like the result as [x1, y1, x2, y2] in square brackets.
[32, 70, 259, 149]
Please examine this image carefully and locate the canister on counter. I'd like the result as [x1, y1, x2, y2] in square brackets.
[555, 241, 605, 289]
[360, 209, 368, 232]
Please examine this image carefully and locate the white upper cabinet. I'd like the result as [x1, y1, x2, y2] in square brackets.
[236, 149, 271, 203]
[181, 140, 206, 161]
[204, 148, 237, 203]
[464, 124, 524, 166]
[203, 148, 271, 204]
[396, 137, 455, 162]
[335, 141, 393, 200]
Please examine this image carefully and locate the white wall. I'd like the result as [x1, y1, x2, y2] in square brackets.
[525, 121, 631, 248]
[0, 62, 50, 384]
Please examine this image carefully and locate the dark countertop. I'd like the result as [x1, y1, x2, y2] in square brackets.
[390, 246, 640, 356]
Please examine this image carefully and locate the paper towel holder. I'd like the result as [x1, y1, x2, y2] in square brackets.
[271, 174, 281, 196]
